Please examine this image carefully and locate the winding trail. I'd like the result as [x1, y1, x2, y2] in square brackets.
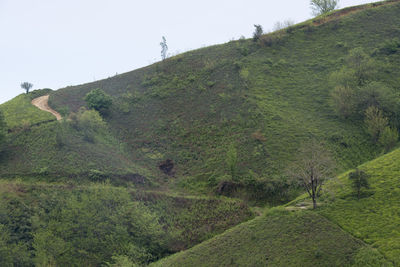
[31, 95, 62, 121]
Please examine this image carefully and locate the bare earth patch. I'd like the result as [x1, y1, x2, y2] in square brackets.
[31, 95, 62, 121]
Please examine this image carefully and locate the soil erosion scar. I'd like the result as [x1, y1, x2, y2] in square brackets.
[31, 95, 62, 121]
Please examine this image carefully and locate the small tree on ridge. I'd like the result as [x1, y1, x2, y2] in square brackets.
[20, 82, 33, 94]
[160, 36, 168, 60]
[310, 0, 339, 16]
[253, 24, 263, 42]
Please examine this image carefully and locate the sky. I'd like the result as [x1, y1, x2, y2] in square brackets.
[0, 0, 374, 104]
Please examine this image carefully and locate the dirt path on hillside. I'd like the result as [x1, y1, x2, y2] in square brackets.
[31, 95, 62, 121]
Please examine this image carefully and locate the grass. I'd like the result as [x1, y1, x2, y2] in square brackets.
[1, 1, 400, 265]
[317, 147, 400, 265]
[0, 120, 152, 184]
[152, 208, 390, 267]
[0, 93, 55, 130]
[46, 0, 400, 202]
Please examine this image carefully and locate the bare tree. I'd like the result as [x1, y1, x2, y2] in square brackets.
[288, 140, 335, 209]
[21, 82, 33, 94]
[310, 0, 339, 16]
[160, 36, 168, 60]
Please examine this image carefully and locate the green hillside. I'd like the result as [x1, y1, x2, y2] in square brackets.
[318, 147, 400, 264]
[0, 0, 400, 266]
[0, 181, 252, 266]
[151, 132, 400, 266]
[47, 0, 400, 202]
[152, 208, 390, 267]
[0, 92, 55, 130]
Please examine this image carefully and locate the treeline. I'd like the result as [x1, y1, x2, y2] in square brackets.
[330, 47, 400, 151]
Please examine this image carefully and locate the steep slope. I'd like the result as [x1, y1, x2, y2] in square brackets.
[0, 91, 151, 183]
[317, 147, 400, 264]
[0, 92, 55, 130]
[152, 144, 400, 266]
[47, 0, 400, 201]
[152, 208, 390, 267]
[0, 181, 252, 266]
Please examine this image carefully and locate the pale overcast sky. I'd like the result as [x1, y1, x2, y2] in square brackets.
[0, 0, 374, 103]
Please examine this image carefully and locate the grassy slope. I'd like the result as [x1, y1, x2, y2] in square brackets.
[152, 208, 390, 267]
[318, 147, 400, 264]
[0, 93, 55, 130]
[0, 119, 152, 182]
[48, 1, 400, 199]
[152, 146, 400, 266]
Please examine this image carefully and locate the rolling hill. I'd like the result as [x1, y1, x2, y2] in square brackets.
[0, 0, 400, 266]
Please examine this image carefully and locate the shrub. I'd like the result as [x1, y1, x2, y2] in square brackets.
[364, 106, 388, 142]
[84, 88, 112, 116]
[88, 169, 107, 181]
[348, 168, 370, 199]
[69, 108, 107, 143]
[379, 38, 400, 55]
[378, 126, 398, 152]
[330, 85, 356, 119]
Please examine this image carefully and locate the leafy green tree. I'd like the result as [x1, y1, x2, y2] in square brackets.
[84, 88, 112, 116]
[20, 82, 33, 94]
[160, 36, 168, 60]
[33, 188, 166, 266]
[346, 48, 376, 86]
[310, 0, 339, 15]
[364, 106, 388, 142]
[330, 85, 356, 119]
[348, 168, 370, 199]
[253, 24, 263, 42]
[358, 82, 397, 117]
[378, 126, 398, 152]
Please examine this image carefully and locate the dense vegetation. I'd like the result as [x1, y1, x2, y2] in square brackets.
[1, 1, 400, 266]
[0, 182, 252, 266]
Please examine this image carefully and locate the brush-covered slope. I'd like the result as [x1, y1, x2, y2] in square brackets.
[47, 0, 400, 200]
[0, 181, 252, 266]
[152, 208, 390, 267]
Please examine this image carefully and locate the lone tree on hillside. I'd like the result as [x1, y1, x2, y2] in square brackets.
[348, 168, 369, 199]
[253, 24, 263, 42]
[160, 36, 168, 60]
[20, 82, 33, 94]
[84, 88, 112, 116]
[310, 0, 339, 16]
[288, 140, 335, 209]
